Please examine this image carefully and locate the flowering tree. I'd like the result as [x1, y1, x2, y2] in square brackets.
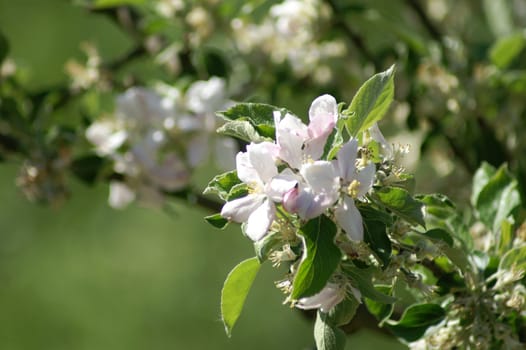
[1, 0, 526, 349]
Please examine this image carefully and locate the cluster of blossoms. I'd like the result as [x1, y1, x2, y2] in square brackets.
[86, 77, 236, 208]
[219, 94, 392, 311]
[231, 0, 346, 79]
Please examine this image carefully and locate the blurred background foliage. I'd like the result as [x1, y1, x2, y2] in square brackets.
[1, 0, 526, 348]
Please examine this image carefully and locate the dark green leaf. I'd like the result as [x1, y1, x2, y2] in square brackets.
[291, 215, 342, 299]
[314, 312, 347, 350]
[221, 257, 261, 336]
[344, 265, 395, 304]
[374, 186, 425, 227]
[362, 215, 392, 267]
[70, 154, 107, 185]
[386, 303, 446, 342]
[205, 213, 229, 229]
[421, 228, 454, 247]
[203, 171, 241, 201]
[0, 31, 8, 64]
[345, 65, 395, 136]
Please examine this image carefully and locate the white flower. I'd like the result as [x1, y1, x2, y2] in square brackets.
[186, 77, 227, 114]
[108, 181, 136, 209]
[275, 94, 340, 219]
[333, 139, 375, 241]
[116, 87, 174, 129]
[221, 142, 295, 241]
[295, 282, 346, 313]
[85, 119, 127, 156]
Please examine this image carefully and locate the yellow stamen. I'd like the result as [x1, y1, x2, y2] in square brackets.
[347, 179, 361, 198]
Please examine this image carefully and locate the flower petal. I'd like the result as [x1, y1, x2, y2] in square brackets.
[247, 142, 278, 184]
[236, 151, 260, 186]
[335, 139, 358, 182]
[108, 181, 136, 209]
[267, 169, 299, 202]
[295, 283, 345, 313]
[354, 163, 375, 198]
[221, 194, 266, 223]
[335, 196, 364, 241]
[308, 94, 338, 138]
[275, 113, 308, 169]
[300, 161, 339, 199]
[245, 198, 275, 241]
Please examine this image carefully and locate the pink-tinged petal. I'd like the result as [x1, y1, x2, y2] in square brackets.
[335, 196, 364, 241]
[354, 163, 375, 198]
[295, 283, 345, 313]
[275, 113, 308, 169]
[267, 169, 299, 202]
[221, 194, 266, 223]
[300, 161, 339, 199]
[285, 186, 330, 220]
[245, 199, 275, 241]
[302, 135, 327, 162]
[247, 142, 278, 183]
[335, 139, 358, 182]
[308, 94, 337, 138]
[236, 151, 261, 185]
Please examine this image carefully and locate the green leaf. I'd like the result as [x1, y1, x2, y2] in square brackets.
[374, 187, 425, 228]
[216, 120, 267, 143]
[204, 171, 241, 201]
[345, 65, 395, 136]
[314, 312, 347, 350]
[471, 162, 497, 207]
[421, 228, 454, 247]
[93, 0, 145, 8]
[291, 215, 342, 300]
[386, 303, 446, 342]
[362, 213, 392, 267]
[498, 217, 514, 255]
[344, 265, 395, 304]
[498, 245, 526, 281]
[364, 285, 394, 325]
[217, 102, 292, 140]
[483, 0, 514, 38]
[254, 231, 282, 262]
[221, 257, 261, 336]
[475, 164, 521, 232]
[204, 213, 229, 229]
[70, 154, 107, 185]
[326, 296, 360, 327]
[489, 32, 526, 69]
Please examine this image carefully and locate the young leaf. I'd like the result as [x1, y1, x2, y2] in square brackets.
[291, 215, 342, 300]
[345, 65, 395, 136]
[204, 213, 229, 229]
[221, 257, 261, 336]
[203, 170, 241, 201]
[489, 32, 526, 69]
[314, 312, 347, 350]
[216, 120, 267, 143]
[471, 162, 497, 207]
[498, 217, 514, 255]
[386, 303, 446, 342]
[364, 285, 394, 325]
[497, 245, 526, 281]
[374, 187, 425, 228]
[475, 164, 520, 232]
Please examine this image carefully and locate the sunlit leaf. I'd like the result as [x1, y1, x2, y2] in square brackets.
[203, 170, 241, 201]
[204, 213, 229, 229]
[374, 186, 425, 228]
[490, 32, 526, 69]
[221, 257, 261, 336]
[386, 303, 445, 342]
[345, 65, 395, 136]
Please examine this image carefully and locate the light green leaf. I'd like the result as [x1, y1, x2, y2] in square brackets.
[483, 0, 514, 38]
[203, 171, 241, 201]
[221, 257, 261, 336]
[345, 65, 395, 136]
[498, 245, 526, 279]
[471, 162, 497, 207]
[490, 32, 526, 69]
[216, 120, 267, 143]
[475, 164, 521, 232]
[364, 285, 394, 325]
[254, 231, 282, 263]
[386, 303, 445, 342]
[326, 297, 359, 327]
[498, 217, 514, 255]
[374, 186, 425, 228]
[291, 215, 342, 300]
[314, 312, 347, 350]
